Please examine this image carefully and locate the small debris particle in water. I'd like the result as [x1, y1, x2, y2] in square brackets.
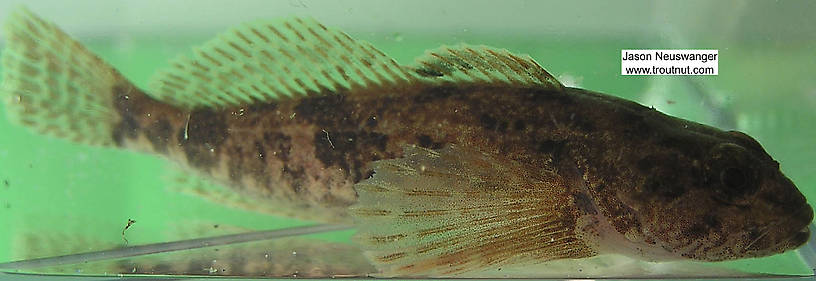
[122, 219, 136, 244]
[213, 224, 219, 228]
[322, 129, 335, 149]
[183, 113, 191, 140]
[2, 179, 8, 187]
[667, 100, 676, 105]
[4, 203, 10, 209]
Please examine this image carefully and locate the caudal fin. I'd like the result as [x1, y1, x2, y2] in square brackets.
[1, 7, 133, 146]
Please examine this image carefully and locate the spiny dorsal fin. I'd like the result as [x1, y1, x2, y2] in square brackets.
[148, 17, 419, 109]
[349, 145, 594, 277]
[411, 45, 564, 91]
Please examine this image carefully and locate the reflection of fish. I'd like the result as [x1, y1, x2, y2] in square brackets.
[1, 7, 811, 277]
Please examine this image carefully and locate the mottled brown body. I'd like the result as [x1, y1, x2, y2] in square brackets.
[111, 82, 597, 223]
[111, 79, 812, 261]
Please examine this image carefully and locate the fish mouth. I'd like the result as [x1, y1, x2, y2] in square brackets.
[780, 204, 813, 250]
[746, 204, 813, 254]
[789, 205, 814, 247]
[789, 226, 811, 248]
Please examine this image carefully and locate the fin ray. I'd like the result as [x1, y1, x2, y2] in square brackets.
[148, 17, 417, 108]
[1, 7, 132, 145]
[350, 145, 594, 277]
[411, 45, 564, 91]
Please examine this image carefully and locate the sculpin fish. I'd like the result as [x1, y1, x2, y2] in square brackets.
[1, 7, 811, 277]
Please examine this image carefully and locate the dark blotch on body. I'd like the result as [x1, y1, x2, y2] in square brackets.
[263, 132, 292, 161]
[177, 109, 228, 169]
[479, 113, 508, 133]
[313, 130, 388, 182]
[293, 95, 350, 127]
[184, 109, 229, 147]
[417, 134, 444, 149]
[254, 141, 266, 161]
[535, 139, 567, 166]
[111, 84, 141, 145]
[112, 113, 140, 145]
[283, 164, 307, 194]
[145, 119, 173, 153]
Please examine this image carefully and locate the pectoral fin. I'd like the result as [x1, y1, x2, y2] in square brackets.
[349, 145, 595, 277]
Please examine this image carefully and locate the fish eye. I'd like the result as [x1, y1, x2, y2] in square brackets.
[719, 166, 749, 197]
[707, 143, 760, 202]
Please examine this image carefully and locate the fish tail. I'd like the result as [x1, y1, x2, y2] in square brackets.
[1, 6, 135, 146]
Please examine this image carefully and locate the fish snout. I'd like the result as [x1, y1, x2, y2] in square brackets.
[789, 226, 811, 248]
[791, 204, 814, 245]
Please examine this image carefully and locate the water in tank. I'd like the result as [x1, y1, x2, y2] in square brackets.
[0, 0, 814, 280]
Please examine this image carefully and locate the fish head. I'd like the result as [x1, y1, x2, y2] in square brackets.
[622, 129, 812, 261]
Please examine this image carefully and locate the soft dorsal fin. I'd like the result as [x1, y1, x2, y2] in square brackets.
[148, 17, 419, 108]
[410, 45, 564, 91]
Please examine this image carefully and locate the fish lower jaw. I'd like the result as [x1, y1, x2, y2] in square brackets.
[794, 226, 811, 245]
[781, 226, 811, 251]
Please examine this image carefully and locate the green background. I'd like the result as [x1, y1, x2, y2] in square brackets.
[0, 0, 815, 278]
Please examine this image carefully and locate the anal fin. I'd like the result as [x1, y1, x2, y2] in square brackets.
[164, 164, 347, 222]
[349, 145, 596, 277]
